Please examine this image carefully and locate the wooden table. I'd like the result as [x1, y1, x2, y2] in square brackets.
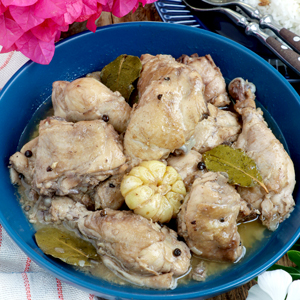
[64, 4, 296, 300]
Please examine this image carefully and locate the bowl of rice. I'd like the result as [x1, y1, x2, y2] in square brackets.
[244, 0, 300, 35]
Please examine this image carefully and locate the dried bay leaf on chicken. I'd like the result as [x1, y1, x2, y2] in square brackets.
[100, 54, 142, 101]
[203, 145, 268, 192]
[35, 227, 99, 266]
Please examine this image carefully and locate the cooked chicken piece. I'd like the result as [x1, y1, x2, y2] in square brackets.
[178, 54, 230, 107]
[178, 172, 243, 262]
[93, 174, 125, 210]
[69, 192, 95, 210]
[50, 198, 191, 289]
[193, 103, 241, 153]
[52, 78, 131, 133]
[167, 150, 202, 188]
[238, 200, 260, 223]
[33, 117, 126, 196]
[124, 54, 208, 160]
[9, 137, 38, 185]
[192, 261, 207, 282]
[229, 78, 296, 231]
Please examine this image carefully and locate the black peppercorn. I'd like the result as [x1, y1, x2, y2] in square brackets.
[24, 205, 31, 211]
[164, 77, 170, 81]
[24, 150, 33, 158]
[46, 166, 52, 172]
[191, 220, 196, 225]
[102, 115, 109, 122]
[100, 210, 107, 217]
[173, 248, 181, 257]
[109, 183, 115, 188]
[220, 218, 225, 222]
[197, 162, 206, 170]
[157, 94, 163, 100]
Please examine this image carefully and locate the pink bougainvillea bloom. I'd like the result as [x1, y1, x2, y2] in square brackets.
[0, 0, 158, 64]
[0, 12, 24, 49]
[15, 30, 55, 64]
[31, 19, 68, 42]
[52, 0, 83, 26]
[2, 0, 38, 6]
[86, 2, 103, 32]
[76, 0, 97, 22]
[103, 0, 157, 18]
[0, 43, 18, 53]
[9, 5, 44, 32]
[34, 0, 67, 19]
[0, 3, 8, 14]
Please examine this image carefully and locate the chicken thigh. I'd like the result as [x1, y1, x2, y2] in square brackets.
[229, 78, 295, 230]
[33, 117, 126, 196]
[124, 54, 208, 160]
[193, 103, 241, 153]
[52, 77, 131, 133]
[178, 54, 230, 107]
[178, 172, 243, 262]
[50, 198, 191, 289]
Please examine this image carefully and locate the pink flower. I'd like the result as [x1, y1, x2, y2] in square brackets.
[0, 0, 157, 64]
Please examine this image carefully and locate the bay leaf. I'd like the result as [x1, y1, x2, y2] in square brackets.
[203, 145, 268, 193]
[35, 227, 99, 267]
[100, 54, 142, 101]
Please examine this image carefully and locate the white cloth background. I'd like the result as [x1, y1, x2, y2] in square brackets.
[0, 51, 101, 300]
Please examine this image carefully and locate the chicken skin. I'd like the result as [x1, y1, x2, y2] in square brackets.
[167, 150, 203, 188]
[193, 103, 241, 153]
[178, 172, 243, 262]
[178, 54, 230, 107]
[229, 78, 296, 231]
[50, 198, 191, 289]
[124, 54, 208, 160]
[52, 77, 131, 133]
[33, 117, 126, 196]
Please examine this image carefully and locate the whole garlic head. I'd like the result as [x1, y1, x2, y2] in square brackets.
[120, 160, 186, 223]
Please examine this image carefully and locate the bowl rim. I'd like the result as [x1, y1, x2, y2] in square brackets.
[1, 21, 300, 299]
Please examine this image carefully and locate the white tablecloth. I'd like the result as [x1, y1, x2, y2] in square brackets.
[0, 51, 100, 300]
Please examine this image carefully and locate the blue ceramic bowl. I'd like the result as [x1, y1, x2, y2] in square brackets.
[0, 22, 300, 300]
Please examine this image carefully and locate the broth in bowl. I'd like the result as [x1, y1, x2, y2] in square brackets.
[8, 52, 294, 290]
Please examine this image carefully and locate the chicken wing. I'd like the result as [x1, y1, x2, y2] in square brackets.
[50, 198, 191, 289]
[177, 172, 243, 262]
[52, 77, 131, 133]
[124, 54, 208, 160]
[229, 78, 295, 230]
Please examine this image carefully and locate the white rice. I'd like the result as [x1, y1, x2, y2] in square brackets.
[243, 0, 300, 34]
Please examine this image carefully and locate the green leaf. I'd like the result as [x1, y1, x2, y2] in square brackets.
[100, 54, 142, 101]
[35, 227, 99, 267]
[203, 145, 268, 193]
[288, 250, 300, 268]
